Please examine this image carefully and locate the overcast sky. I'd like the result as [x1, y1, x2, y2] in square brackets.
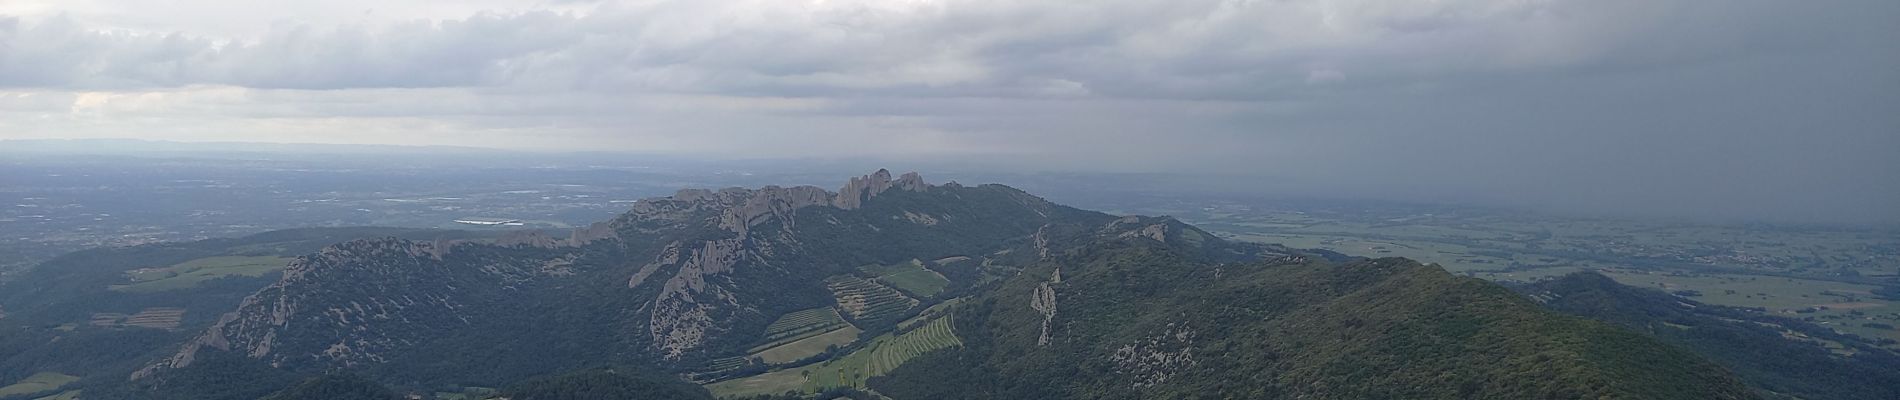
[1, 0, 1896, 223]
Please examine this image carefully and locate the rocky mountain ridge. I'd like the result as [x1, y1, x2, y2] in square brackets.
[110, 170, 1767, 400]
[142, 169, 1083, 381]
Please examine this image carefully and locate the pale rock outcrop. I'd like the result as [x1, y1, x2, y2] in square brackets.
[1106, 216, 1174, 242]
[1030, 266, 1062, 346]
[834, 169, 928, 209]
[1032, 224, 1053, 259]
[631, 170, 933, 359]
[894, 171, 927, 191]
[1111, 322, 1199, 388]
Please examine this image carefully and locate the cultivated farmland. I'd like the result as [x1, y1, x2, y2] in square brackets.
[705, 315, 963, 397]
[0, 372, 79, 398]
[110, 255, 291, 292]
[826, 275, 917, 326]
[859, 260, 950, 298]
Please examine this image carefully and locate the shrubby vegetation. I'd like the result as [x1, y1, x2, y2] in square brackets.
[1526, 272, 1900, 400]
[870, 234, 1758, 399]
[497, 367, 711, 400]
[260, 373, 400, 400]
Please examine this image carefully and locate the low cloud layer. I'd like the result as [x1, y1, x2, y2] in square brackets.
[2, 0, 1896, 223]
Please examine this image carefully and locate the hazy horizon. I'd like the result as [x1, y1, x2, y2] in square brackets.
[3, 0, 1897, 225]
[5, 138, 1895, 227]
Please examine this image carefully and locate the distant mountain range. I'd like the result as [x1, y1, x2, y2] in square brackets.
[1, 170, 1890, 399]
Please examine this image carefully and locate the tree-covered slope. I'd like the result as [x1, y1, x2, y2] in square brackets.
[870, 233, 1759, 399]
[1523, 272, 1900, 400]
[259, 373, 400, 400]
[0, 227, 493, 398]
[498, 368, 713, 400]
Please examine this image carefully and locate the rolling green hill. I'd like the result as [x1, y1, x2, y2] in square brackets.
[868, 232, 1759, 399]
[1523, 272, 1900, 400]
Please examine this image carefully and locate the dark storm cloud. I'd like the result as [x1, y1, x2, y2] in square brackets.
[0, 0, 1895, 223]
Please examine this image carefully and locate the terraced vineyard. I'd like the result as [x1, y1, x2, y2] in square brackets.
[825, 275, 917, 326]
[706, 316, 963, 397]
[706, 356, 749, 371]
[858, 260, 950, 298]
[124, 307, 186, 329]
[86, 307, 186, 330]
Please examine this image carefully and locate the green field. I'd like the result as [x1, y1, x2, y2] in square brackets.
[763, 308, 847, 339]
[859, 260, 949, 298]
[752, 325, 862, 364]
[826, 276, 916, 325]
[110, 255, 291, 292]
[31, 390, 80, 400]
[1596, 269, 1900, 343]
[431, 387, 495, 400]
[0, 372, 80, 397]
[708, 316, 962, 398]
[749, 308, 851, 355]
[1106, 198, 1900, 350]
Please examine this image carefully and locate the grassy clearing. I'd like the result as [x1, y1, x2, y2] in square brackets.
[111, 255, 291, 292]
[752, 325, 862, 364]
[31, 390, 80, 400]
[751, 308, 849, 353]
[859, 260, 949, 298]
[764, 308, 846, 338]
[0, 372, 80, 397]
[431, 387, 495, 400]
[802, 315, 960, 391]
[707, 316, 963, 398]
[705, 367, 808, 398]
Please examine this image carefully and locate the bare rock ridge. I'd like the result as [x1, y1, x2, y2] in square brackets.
[628, 169, 934, 358]
[505, 169, 922, 250]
